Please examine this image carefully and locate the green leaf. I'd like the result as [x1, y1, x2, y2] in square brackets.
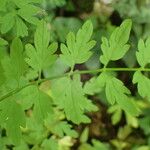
[108, 105, 122, 125]
[13, 141, 29, 150]
[41, 138, 58, 150]
[22, 116, 45, 145]
[25, 20, 57, 73]
[97, 72, 115, 89]
[100, 19, 132, 65]
[0, 1, 41, 36]
[92, 139, 110, 150]
[0, 98, 26, 145]
[133, 71, 150, 101]
[2, 38, 26, 83]
[106, 77, 130, 104]
[18, 4, 41, 25]
[51, 75, 98, 124]
[33, 90, 53, 122]
[16, 85, 53, 122]
[43, 58, 68, 78]
[105, 77, 139, 116]
[83, 72, 115, 95]
[0, 38, 8, 46]
[79, 143, 94, 150]
[60, 20, 96, 67]
[83, 77, 102, 95]
[15, 16, 28, 37]
[136, 37, 150, 67]
[125, 111, 138, 128]
[16, 85, 38, 110]
[80, 127, 89, 143]
[79, 139, 110, 150]
[139, 116, 150, 135]
[45, 114, 78, 138]
[0, 12, 15, 34]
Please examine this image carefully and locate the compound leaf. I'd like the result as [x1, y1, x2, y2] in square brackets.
[97, 73, 139, 116]
[25, 20, 57, 73]
[51, 74, 98, 124]
[17, 4, 41, 25]
[60, 20, 96, 67]
[0, 0, 42, 37]
[100, 19, 132, 65]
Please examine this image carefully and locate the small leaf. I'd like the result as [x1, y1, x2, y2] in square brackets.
[45, 114, 78, 138]
[0, 12, 15, 34]
[2, 38, 26, 83]
[97, 72, 115, 89]
[108, 105, 122, 125]
[60, 20, 96, 67]
[41, 138, 58, 150]
[100, 19, 132, 65]
[92, 139, 110, 150]
[105, 77, 139, 116]
[84, 77, 102, 95]
[133, 71, 150, 101]
[0, 38, 8, 46]
[0, 98, 26, 145]
[33, 90, 53, 122]
[15, 16, 28, 37]
[136, 37, 150, 67]
[80, 127, 89, 143]
[18, 4, 41, 25]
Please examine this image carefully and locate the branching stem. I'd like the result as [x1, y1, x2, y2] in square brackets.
[1, 67, 150, 102]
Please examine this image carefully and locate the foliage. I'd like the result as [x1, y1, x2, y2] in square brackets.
[0, 0, 150, 150]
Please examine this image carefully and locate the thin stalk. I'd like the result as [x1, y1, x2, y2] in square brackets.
[1, 67, 150, 102]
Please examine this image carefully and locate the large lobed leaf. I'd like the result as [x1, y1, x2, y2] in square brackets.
[51, 74, 98, 124]
[97, 73, 139, 116]
[25, 20, 57, 74]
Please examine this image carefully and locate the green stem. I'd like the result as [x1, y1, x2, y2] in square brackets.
[68, 65, 74, 77]
[37, 69, 42, 85]
[73, 67, 150, 74]
[0, 67, 150, 102]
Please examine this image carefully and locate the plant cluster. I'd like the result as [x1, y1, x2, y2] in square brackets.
[1, 0, 150, 150]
